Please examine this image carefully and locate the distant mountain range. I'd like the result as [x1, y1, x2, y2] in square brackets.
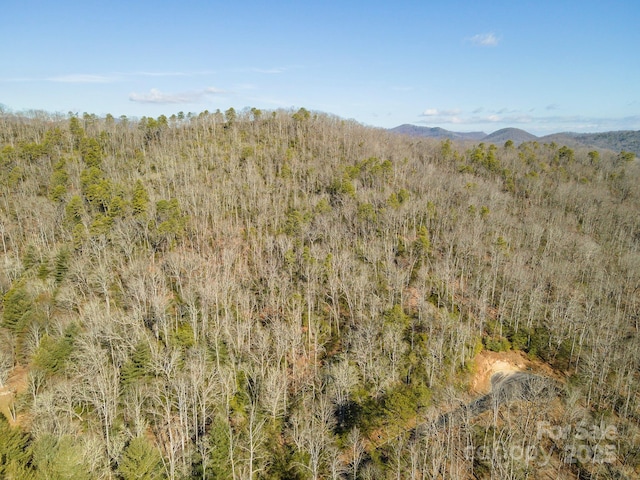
[389, 124, 640, 156]
[388, 124, 487, 141]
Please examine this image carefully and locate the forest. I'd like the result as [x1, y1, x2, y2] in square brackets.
[0, 107, 638, 479]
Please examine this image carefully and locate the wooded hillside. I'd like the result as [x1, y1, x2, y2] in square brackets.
[1, 108, 639, 479]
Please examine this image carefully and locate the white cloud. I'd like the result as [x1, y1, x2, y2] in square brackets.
[131, 71, 217, 77]
[250, 67, 285, 74]
[234, 83, 258, 91]
[129, 87, 225, 104]
[422, 108, 461, 117]
[470, 32, 499, 47]
[44, 71, 215, 84]
[203, 86, 225, 94]
[48, 74, 119, 83]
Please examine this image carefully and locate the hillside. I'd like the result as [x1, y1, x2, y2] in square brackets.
[392, 124, 640, 156]
[482, 127, 538, 144]
[542, 130, 640, 156]
[0, 109, 639, 479]
[389, 124, 486, 141]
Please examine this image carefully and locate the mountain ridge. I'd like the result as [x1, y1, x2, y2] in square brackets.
[390, 124, 640, 156]
[482, 127, 538, 144]
[389, 124, 486, 141]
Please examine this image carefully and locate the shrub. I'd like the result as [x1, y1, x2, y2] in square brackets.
[483, 335, 511, 352]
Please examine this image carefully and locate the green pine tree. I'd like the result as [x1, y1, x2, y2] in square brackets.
[2, 283, 33, 333]
[132, 180, 150, 217]
[0, 414, 32, 478]
[117, 437, 164, 480]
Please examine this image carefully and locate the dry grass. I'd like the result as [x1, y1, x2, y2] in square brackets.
[0, 365, 28, 425]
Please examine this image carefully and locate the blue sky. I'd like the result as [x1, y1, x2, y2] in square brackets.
[1, 0, 639, 135]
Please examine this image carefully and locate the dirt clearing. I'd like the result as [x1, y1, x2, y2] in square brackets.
[470, 350, 560, 394]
